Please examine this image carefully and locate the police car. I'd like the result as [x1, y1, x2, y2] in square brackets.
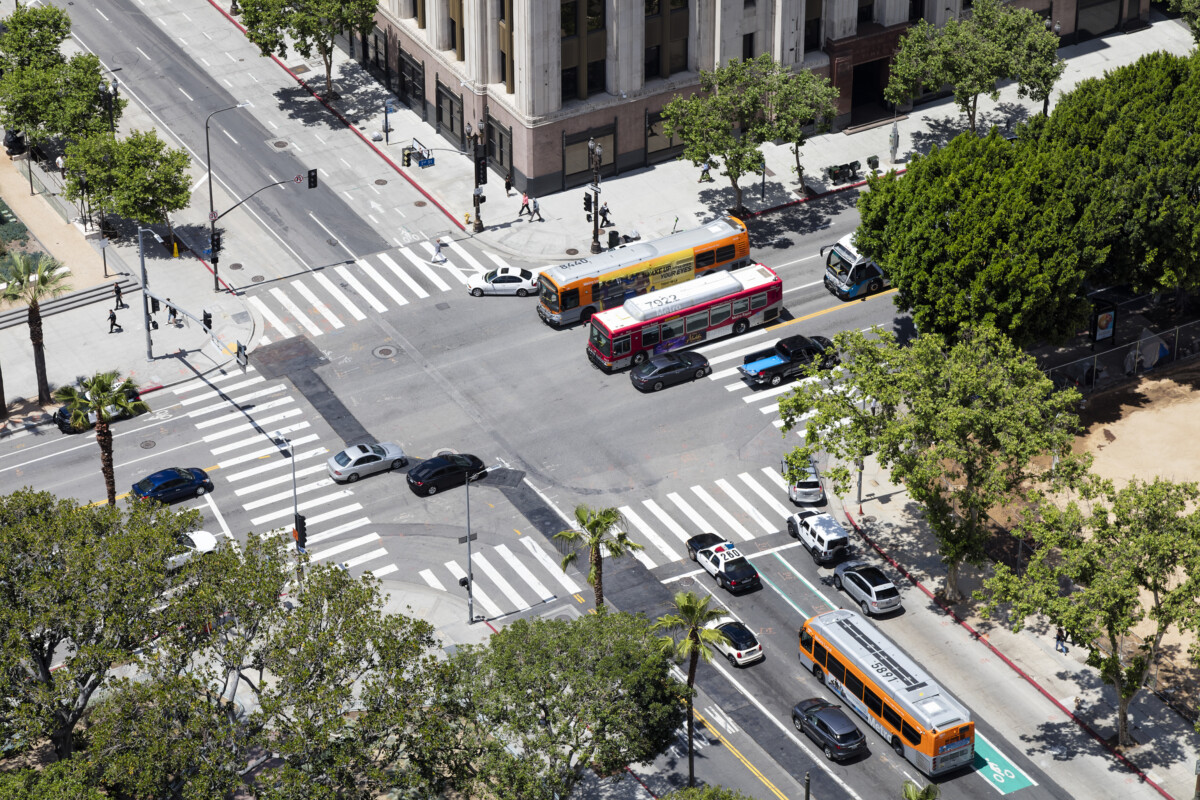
[695, 541, 760, 593]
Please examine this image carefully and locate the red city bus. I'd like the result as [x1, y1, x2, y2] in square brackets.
[587, 263, 782, 372]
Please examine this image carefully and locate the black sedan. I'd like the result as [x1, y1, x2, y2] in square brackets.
[630, 352, 711, 392]
[791, 698, 868, 762]
[132, 468, 214, 503]
[406, 453, 486, 496]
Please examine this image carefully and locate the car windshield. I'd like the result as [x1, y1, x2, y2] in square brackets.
[825, 245, 856, 281]
[483, 270, 498, 282]
[719, 623, 756, 649]
[369, 444, 386, 456]
[589, 323, 611, 355]
[135, 477, 156, 492]
[539, 276, 560, 311]
[334, 451, 352, 466]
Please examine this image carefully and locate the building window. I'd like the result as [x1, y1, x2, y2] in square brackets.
[587, 0, 605, 30]
[498, 0, 506, 21]
[645, 45, 661, 79]
[908, 0, 924, 18]
[805, 0, 821, 51]
[745, 0, 756, 7]
[561, 0, 578, 37]
[858, 0, 874, 23]
[668, 38, 687, 74]
[670, 0, 686, 8]
[646, 116, 677, 154]
[562, 66, 579, 101]
[742, 33, 754, 59]
[646, 0, 660, 14]
[587, 60, 606, 95]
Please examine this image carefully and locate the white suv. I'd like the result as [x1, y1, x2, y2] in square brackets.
[787, 510, 851, 565]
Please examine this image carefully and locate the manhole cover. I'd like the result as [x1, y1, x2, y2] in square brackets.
[293, 64, 310, 74]
[273, 140, 288, 148]
[565, 248, 579, 255]
[414, 200, 427, 207]
[679, 576, 695, 587]
[372, 345, 398, 359]
[435, 302, 450, 311]
[229, 262, 243, 270]
[374, 178, 387, 185]
[252, 275, 265, 283]
[140, 440, 156, 450]
[326, 238, 339, 247]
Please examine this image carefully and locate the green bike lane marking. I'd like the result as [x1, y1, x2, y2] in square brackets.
[973, 733, 1037, 794]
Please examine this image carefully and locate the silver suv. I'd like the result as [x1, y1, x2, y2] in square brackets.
[786, 510, 851, 565]
[787, 461, 825, 505]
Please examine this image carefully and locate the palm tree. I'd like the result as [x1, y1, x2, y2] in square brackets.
[901, 779, 940, 800]
[55, 371, 148, 505]
[651, 590, 730, 788]
[0, 252, 71, 406]
[554, 504, 643, 607]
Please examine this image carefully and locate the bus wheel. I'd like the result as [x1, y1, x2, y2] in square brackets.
[813, 665, 825, 684]
[632, 352, 648, 366]
[891, 736, 904, 756]
[580, 307, 595, 323]
[868, 280, 882, 294]
[733, 319, 750, 335]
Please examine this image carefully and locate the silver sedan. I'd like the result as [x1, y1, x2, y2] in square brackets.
[467, 266, 538, 297]
[326, 442, 408, 483]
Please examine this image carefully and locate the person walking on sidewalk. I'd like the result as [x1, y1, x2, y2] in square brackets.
[599, 202, 611, 227]
[518, 192, 531, 217]
[166, 298, 178, 327]
[504, 171, 513, 197]
[1055, 627, 1068, 653]
[113, 283, 124, 309]
[431, 239, 448, 264]
[699, 161, 713, 183]
[55, 155, 66, 179]
[531, 197, 543, 222]
[108, 309, 120, 333]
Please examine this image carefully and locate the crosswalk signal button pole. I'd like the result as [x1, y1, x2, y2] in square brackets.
[202, 310, 213, 332]
[236, 340, 247, 367]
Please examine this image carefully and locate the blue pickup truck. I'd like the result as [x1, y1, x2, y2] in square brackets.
[738, 335, 838, 387]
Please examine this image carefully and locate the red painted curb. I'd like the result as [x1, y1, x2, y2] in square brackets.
[205, 1, 464, 232]
[138, 384, 165, 395]
[839, 504, 1175, 800]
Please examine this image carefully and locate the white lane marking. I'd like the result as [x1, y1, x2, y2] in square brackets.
[760, 466, 789, 491]
[210, 421, 308, 456]
[342, 548, 390, 569]
[421, 568, 445, 591]
[234, 463, 326, 496]
[203, 493, 233, 541]
[375, 252, 428, 299]
[247, 297, 294, 340]
[783, 278, 823, 294]
[218, 434, 320, 469]
[495, 544, 555, 603]
[222, 130, 237, 145]
[743, 379, 811, 403]
[250, 490, 355, 526]
[137, 47, 153, 60]
[173, 368, 261, 396]
[241, 477, 334, 510]
[224, 446, 326, 481]
[692, 486, 755, 541]
[293, 281, 344, 329]
[334, 265, 387, 313]
[451, 246, 488, 273]
[399, 247, 452, 292]
[314, 272, 367, 321]
[703, 705, 741, 734]
[357, 258, 409, 306]
[484, 252, 511, 270]
[370, 563, 398, 577]
[695, 329, 773, 358]
[186, 384, 287, 418]
[417, 240, 471, 285]
[444, 561, 502, 617]
[179, 377, 266, 405]
[201, 408, 302, 442]
[473, 553, 530, 610]
[305, 504, 364, 526]
[738, 472, 793, 520]
[309, 533, 380, 562]
[716, 478, 777, 534]
[304, 517, 372, 546]
[521, 538, 582, 594]
[643, 499, 693, 544]
[269, 287, 323, 337]
[668, 492, 716, 535]
[620, 505, 682, 563]
[193, 396, 293, 427]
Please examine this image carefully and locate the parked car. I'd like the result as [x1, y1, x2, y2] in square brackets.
[686, 532, 725, 562]
[834, 560, 902, 616]
[787, 461, 825, 505]
[132, 467, 214, 503]
[787, 510, 852, 565]
[326, 442, 407, 483]
[791, 698, 868, 761]
[695, 541, 760, 593]
[55, 384, 143, 433]
[167, 531, 220, 572]
[406, 453, 486, 496]
[467, 266, 538, 297]
[630, 352, 711, 392]
[705, 616, 764, 667]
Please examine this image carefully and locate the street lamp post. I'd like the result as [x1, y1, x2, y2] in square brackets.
[466, 122, 484, 233]
[588, 138, 603, 254]
[273, 431, 299, 518]
[137, 226, 163, 363]
[205, 102, 250, 293]
[99, 78, 118, 135]
[460, 465, 499, 624]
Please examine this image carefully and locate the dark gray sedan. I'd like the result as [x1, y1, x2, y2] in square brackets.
[326, 442, 408, 483]
[792, 698, 868, 761]
[630, 351, 711, 392]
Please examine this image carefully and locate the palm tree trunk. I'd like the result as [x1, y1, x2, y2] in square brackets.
[28, 303, 50, 406]
[686, 648, 699, 787]
[0, 359, 7, 420]
[591, 544, 604, 607]
[97, 423, 117, 505]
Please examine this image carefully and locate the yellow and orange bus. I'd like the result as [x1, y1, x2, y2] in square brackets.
[536, 216, 751, 327]
[798, 609, 975, 776]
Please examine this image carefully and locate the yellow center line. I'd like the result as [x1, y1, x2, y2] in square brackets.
[692, 705, 791, 800]
[769, 288, 899, 331]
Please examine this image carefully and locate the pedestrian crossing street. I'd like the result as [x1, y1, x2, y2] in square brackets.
[248, 241, 529, 344]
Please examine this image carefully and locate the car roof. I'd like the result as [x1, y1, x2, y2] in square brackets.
[689, 533, 724, 547]
[813, 705, 860, 735]
[801, 512, 847, 536]
[147, 467, 188, 483]
[186, 531, 220, 552]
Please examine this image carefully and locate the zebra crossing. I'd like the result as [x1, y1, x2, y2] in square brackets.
[248, 242, 524, 343]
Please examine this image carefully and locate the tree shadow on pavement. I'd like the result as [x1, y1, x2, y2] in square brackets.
[746, 189, 860, 253]
[270, 83, 343, 131]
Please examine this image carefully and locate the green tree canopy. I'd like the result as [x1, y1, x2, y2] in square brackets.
[770, 68, 839, 182]
[54, 371, 149, 505]
[0, 4, 70, 70]
[0, 252, 70, 406]
[1167, 0, 1200, 44]
[980, 477, 1200, 747]
[110, 129, 192, 233]
[780, 326, 1087, 602]
[663, 788, 758, 800]
[555, 504, 643, 607]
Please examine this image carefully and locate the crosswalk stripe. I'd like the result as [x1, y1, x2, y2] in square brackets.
[494, 544, 555, 603]
[341, 548, 390, 569]
[620, 505, 682, 562]
[270, 287, 324, 337]
[715, 479, 776, 534]
[692, 486, 755, 541]
[738, 472, 793, 519]
[521, 538, 582, 594]
[375, 253, 429, 299]
[760, 466, 789, 491]
[186, 384, 287, 418]
[484, 251, 510, 270]
[179, 376, 266, 406]
[249, 295, 295, 340]
[194, 396, 294, 427]
[172, 367, 258, 396]
[224, 445, 326, 481]
[449, 245, 487, 274]
[305, 504, 364, 526]
[314, 272, 368, 321]
[201, 408, 302, 442]
[241, 477, 334, 510]
[357, 258, 410, 306]
[304, 517, 372, 545]
[418, 241, 471, 285]
[370, 563, 398, 578]
[444, 561, 502, 617]
[234, 462, 327, 496]
[399, 247, 452, 292]
[744, 380, 812, 404]
[668, 491, 716, 535]
[713, 365, 746, 381]
[250, 489, 354, 526]
[309, 533, 379, 562]
[473, 553, 530, 609]
[420, 568, 445, 591]
[210, 421, 308, 456]
[293, 281, 345, 330]
[698, 332, 774, 361]
[334, 265, 388, 314]
[643, 499, 693, 544]
[219, 433, 320, 470]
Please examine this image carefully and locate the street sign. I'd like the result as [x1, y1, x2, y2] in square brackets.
[208, 211, 219, 221]
[419, 157, 435, 168]
[293, 175, 303, 184]
[588, 184, 602, 194]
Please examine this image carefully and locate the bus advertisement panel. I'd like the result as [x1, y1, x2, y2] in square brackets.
[537, 216, 750, 327]
[587, 263, 782, 372]
[798, 609, 975, 777]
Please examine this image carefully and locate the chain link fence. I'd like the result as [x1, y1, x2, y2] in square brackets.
[1045, 319, 1200, 395]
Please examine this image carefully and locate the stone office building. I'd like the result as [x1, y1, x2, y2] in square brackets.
[365, 0, 1148, 197]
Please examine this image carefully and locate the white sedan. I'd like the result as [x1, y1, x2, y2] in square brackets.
[168, 531, 220, 572]
[467, 266, 538, 297]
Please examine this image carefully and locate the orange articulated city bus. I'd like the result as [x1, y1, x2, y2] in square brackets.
[536, 216, 751, 327]
[798, 609, 975, 777]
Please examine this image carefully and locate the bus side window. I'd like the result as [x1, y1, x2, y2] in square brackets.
[715, 244, 736, 264]
[750, 292, 767, 311]
[613, 336, 631, 358]
[845, 670, 865, 699]
[826, 654, 846, 684]
[799, 628, 814, 654]
[863, 687, 883, 716]
[812, 640, 828, 667]
[709, 303, 731, 327]
[732, 297, 749, 316]
[641, 325, 660, 347]
[881, 702, 903, 733]
[902, 721, 923, 747]
[695, 250, 716, 270]
[660, 317, 685, 341]
[563, 288, 580, 310]
[686, 311, 708, 334]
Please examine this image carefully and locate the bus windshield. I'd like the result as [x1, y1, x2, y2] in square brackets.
[826, 245, 855, 280]
[588, 323, 611, 355]
[539, 276, 560, 311]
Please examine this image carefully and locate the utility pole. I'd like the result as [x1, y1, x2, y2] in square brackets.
[588, 138, 603, 254]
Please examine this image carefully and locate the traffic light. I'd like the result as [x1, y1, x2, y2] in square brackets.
[402, 147, 412, 167]
[307, 168, 318, 189]
[236, 340, 247, 367]
[584, 193, 593, 213]
[202, 310, 213, 332]
[211, 230, 222, 254]
[150, 297, 160, 314]
[293, 513, 307, 550]
[474, 142, 488, 185]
